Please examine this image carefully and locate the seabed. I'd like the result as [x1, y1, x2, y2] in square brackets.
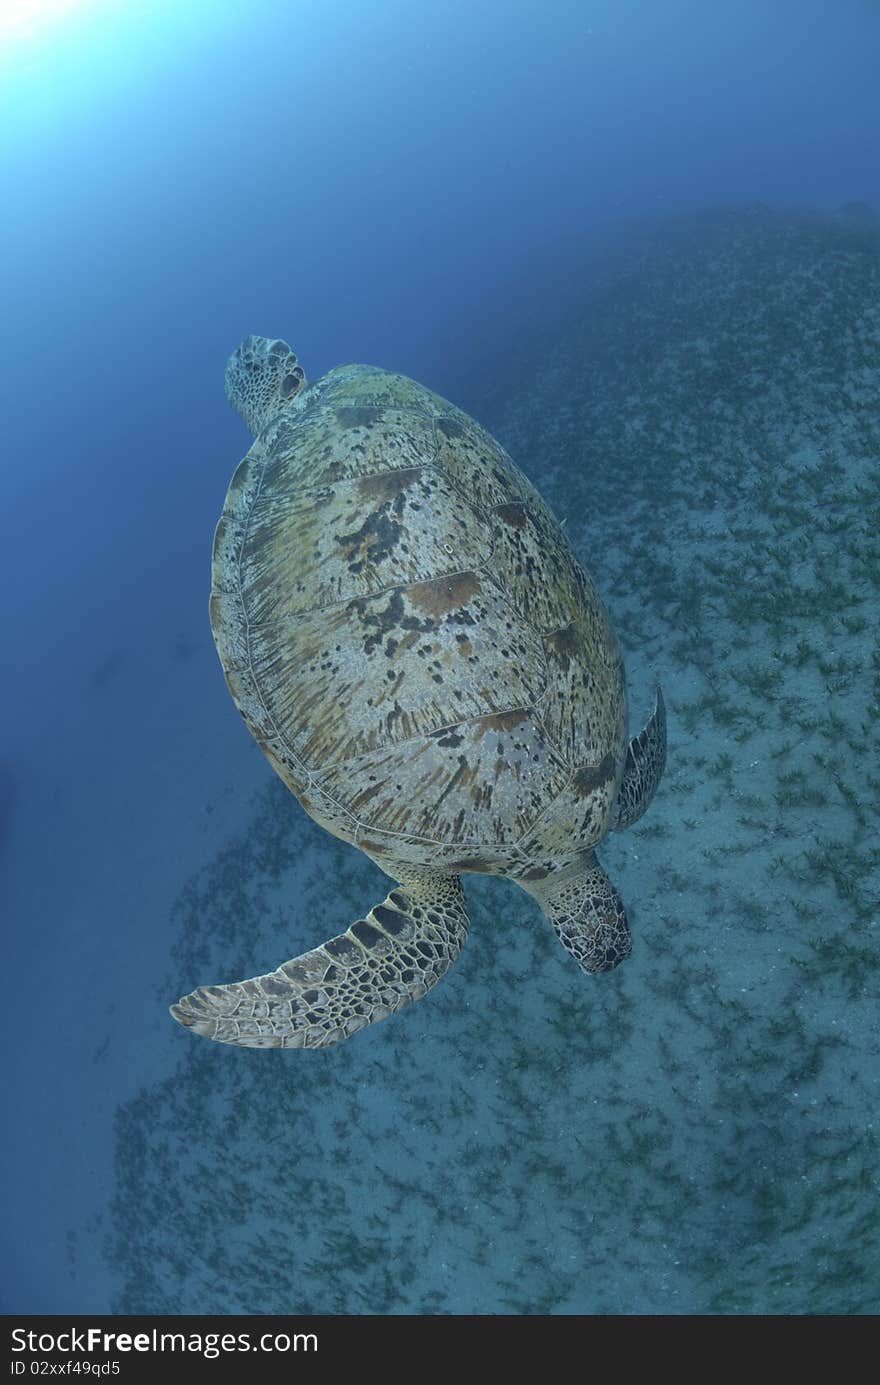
[105, 206, 879, 1315]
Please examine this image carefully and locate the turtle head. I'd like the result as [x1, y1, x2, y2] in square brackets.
[225, 335, 307, 437]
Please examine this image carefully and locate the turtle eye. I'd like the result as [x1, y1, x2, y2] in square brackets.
[280, 366, 305, 399]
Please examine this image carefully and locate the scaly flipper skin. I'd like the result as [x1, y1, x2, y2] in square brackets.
[524, 853, 631, 973]
[170, 873, 469, 1049]
[612, 686, 667, 831]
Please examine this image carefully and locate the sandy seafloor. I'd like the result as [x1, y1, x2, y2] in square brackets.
[7, 205, 878, 1314]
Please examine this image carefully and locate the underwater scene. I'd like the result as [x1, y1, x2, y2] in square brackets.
[2, 1, 878, 1316]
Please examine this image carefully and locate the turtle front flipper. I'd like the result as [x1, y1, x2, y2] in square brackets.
[612, 685, 667, 830]
[523, 853, 631, 974]
[170, 873, 469, 1049]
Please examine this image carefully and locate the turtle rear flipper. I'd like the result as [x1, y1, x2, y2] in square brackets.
[170, 873, 469, 1049]
[612, 686, 666, 831]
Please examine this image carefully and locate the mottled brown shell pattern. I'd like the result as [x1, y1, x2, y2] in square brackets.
[210, 366, 626, 876]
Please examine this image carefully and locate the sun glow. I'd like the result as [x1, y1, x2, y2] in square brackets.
[0, 0, 99, 48]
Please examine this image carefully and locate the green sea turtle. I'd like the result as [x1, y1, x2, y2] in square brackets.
[171, 335, 666, 1049]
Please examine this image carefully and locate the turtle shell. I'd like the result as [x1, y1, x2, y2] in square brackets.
[210, 365, 626, 873]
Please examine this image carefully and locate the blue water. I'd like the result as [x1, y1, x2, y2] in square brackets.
[2, 0, 878, 1315]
